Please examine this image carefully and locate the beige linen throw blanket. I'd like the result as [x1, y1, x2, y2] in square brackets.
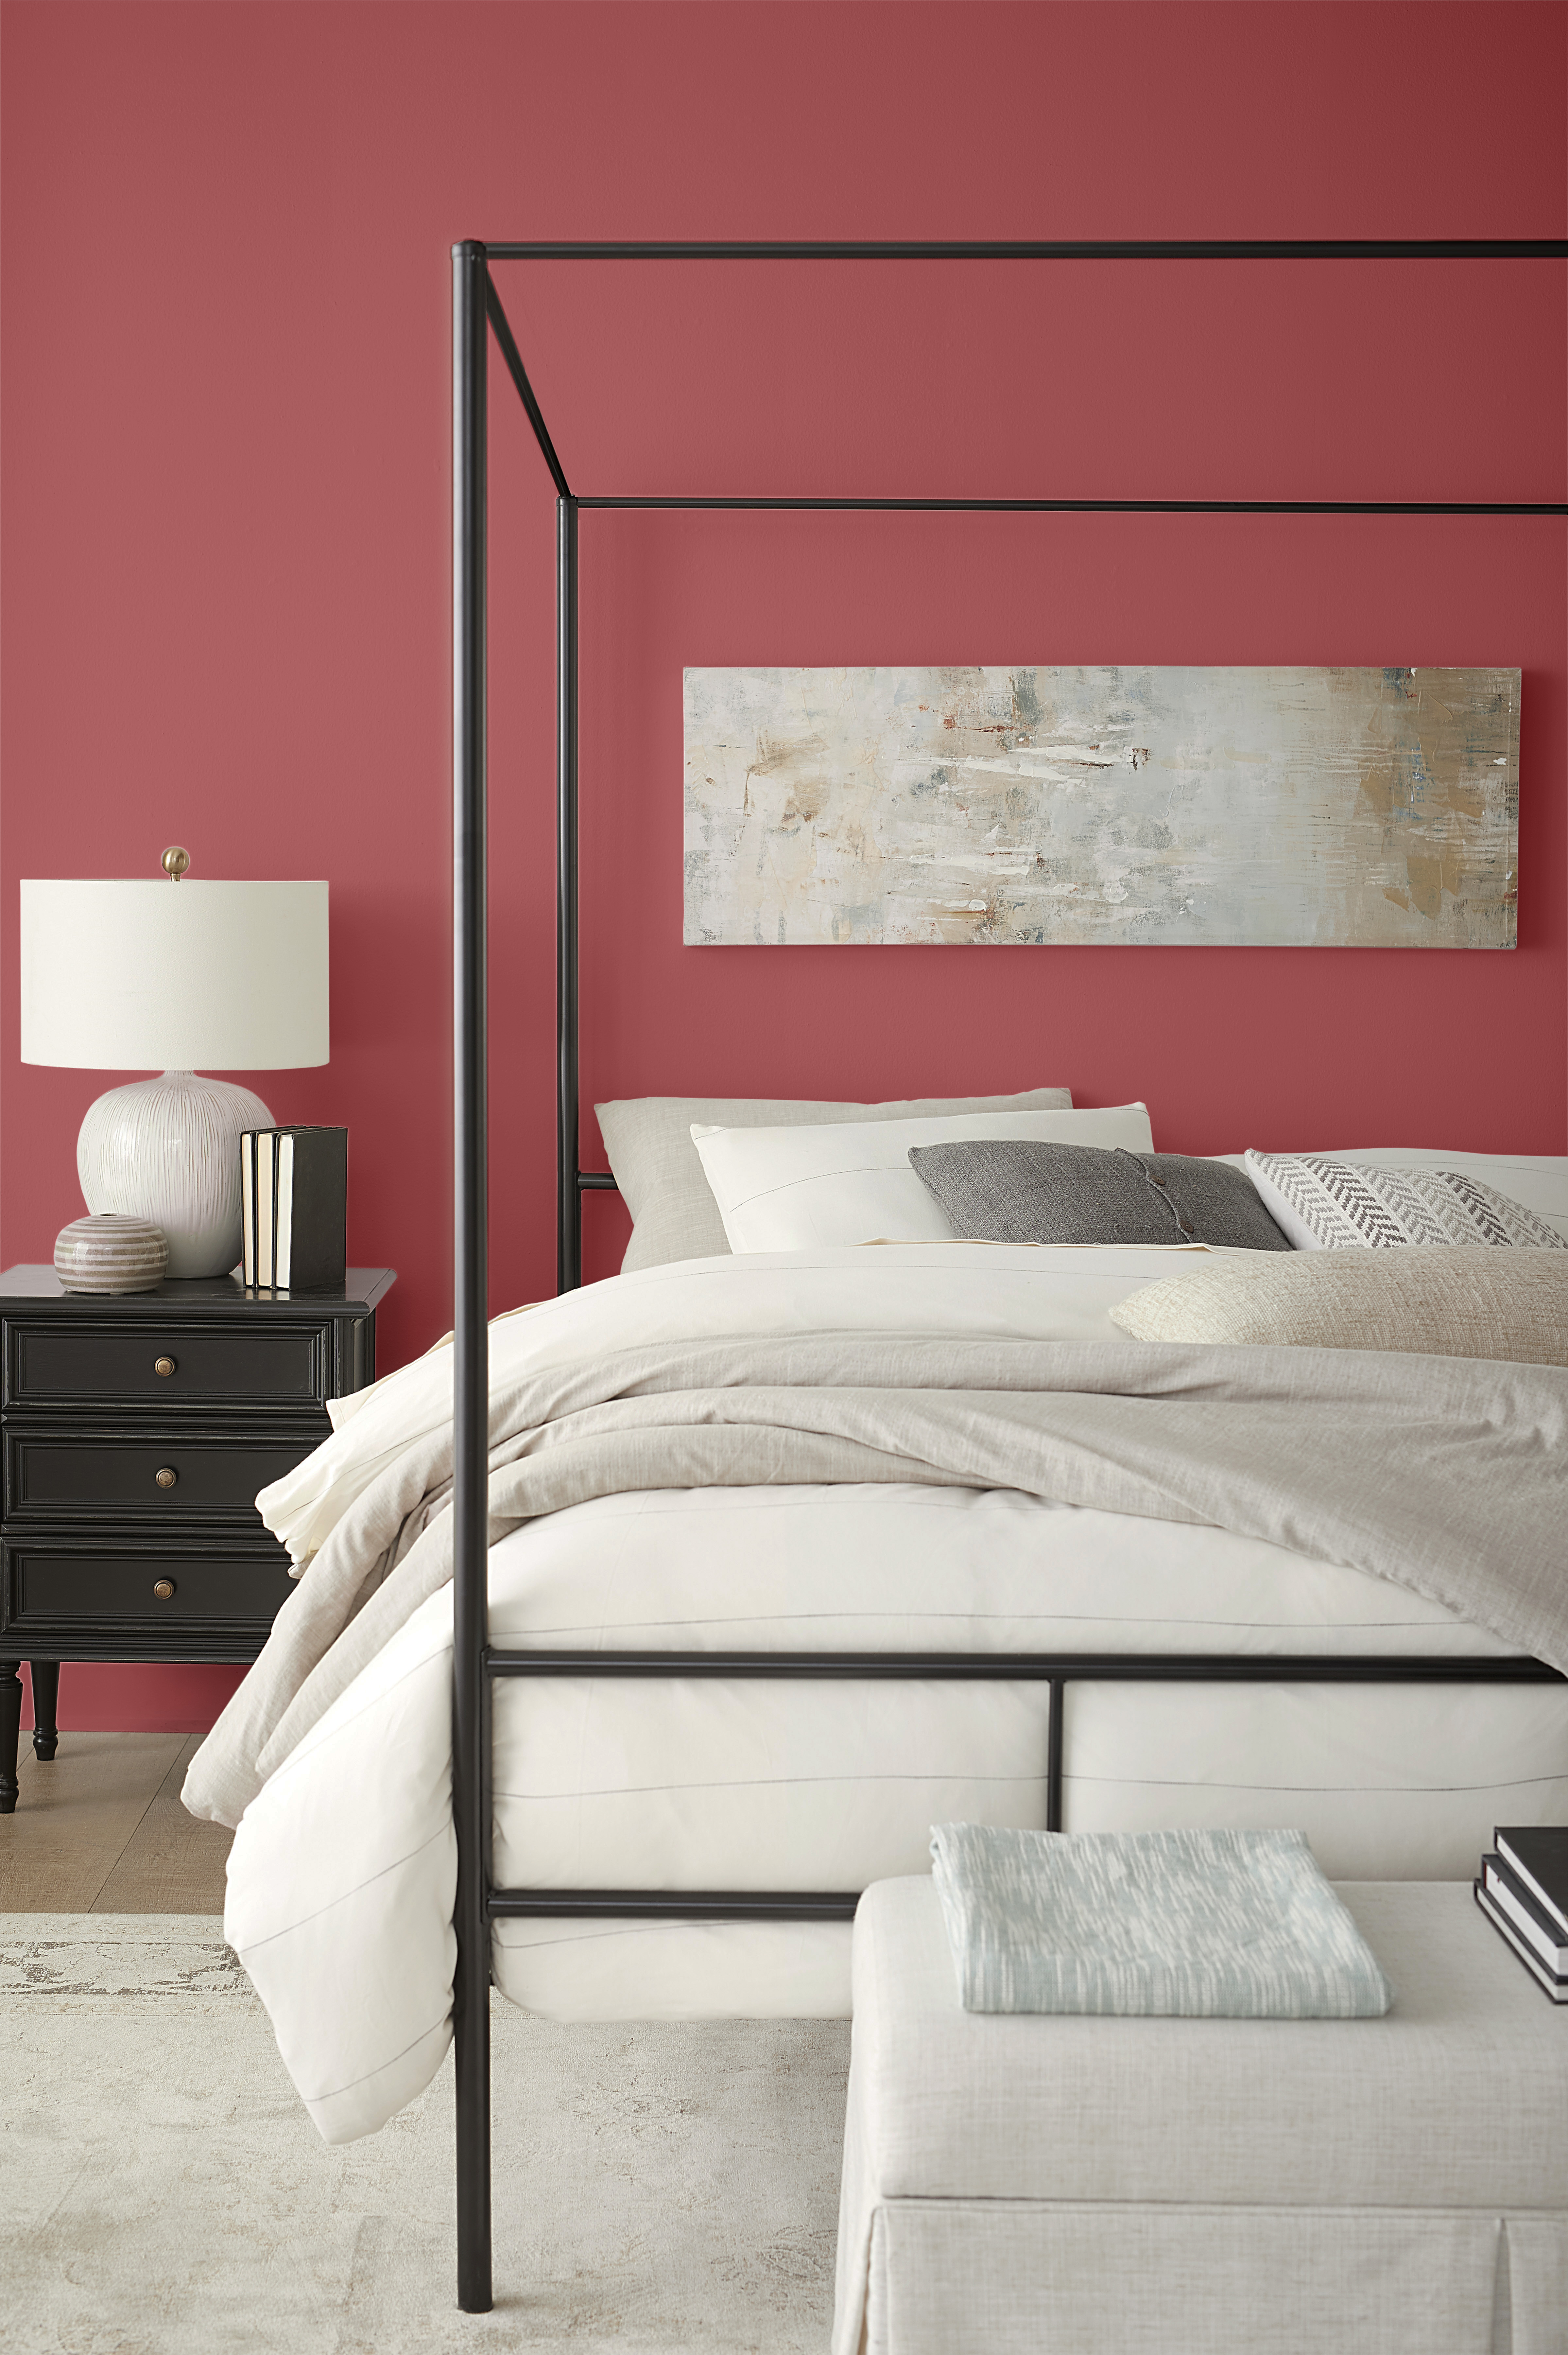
[187, 1322, 1568, 1830]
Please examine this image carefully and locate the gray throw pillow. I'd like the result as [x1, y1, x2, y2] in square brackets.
[907, 1140, 1292, 1251]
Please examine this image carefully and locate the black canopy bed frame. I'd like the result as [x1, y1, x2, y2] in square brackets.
[449, 236, 1568, 2311]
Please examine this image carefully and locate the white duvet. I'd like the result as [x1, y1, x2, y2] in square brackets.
[212, 1235, 1568, 2143]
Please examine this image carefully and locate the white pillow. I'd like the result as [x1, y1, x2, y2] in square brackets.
[1211, 1149, 1568, 1247]
[691, 1105, 1156, 1251]
[598, 1085, 1073, 1271]
[1241, 1150, 1568, 1251]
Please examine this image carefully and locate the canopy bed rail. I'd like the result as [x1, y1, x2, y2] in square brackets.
[450, 236, 1568, 2312]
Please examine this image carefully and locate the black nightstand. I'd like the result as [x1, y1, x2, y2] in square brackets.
[0, 1265, 395, 1811]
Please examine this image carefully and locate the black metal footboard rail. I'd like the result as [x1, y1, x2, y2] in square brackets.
[484, 1648, 1566, 1920]
[450, 236, 1568, 2313]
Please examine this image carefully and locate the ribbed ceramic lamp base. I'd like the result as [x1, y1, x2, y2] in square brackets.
[77, 1072, 273, 1278]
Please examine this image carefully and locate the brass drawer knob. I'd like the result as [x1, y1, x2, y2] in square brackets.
[153, 1355, 177, 1377]
[152, 1578, 176, 1601]
[155, 1466, 178, 1490]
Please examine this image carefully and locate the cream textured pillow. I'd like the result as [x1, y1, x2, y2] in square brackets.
[1108, 1246, 1568, 1365]
[596, 1087, 1072, 1271]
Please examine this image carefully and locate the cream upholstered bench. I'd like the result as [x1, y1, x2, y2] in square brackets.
[833, 1879, 1567, 2355]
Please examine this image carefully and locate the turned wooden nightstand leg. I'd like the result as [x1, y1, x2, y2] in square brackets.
[0, 1662, 21, 1813]
[29, 1662, 60, 1762]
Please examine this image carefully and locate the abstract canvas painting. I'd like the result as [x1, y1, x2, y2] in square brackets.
[682, 666, 1520, 948]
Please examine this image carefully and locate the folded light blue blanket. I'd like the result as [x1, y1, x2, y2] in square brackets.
[929, 1824, 1396, 2017]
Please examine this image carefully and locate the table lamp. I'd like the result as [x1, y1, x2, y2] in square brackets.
[20, 849, 329, 1278]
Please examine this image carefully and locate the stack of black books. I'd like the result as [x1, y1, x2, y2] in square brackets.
[240, 1126, 348, 1292]
[1474, 1827, 1568, 2002]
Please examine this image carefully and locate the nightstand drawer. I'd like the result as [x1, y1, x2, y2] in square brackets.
[6, 1321, 328, 1409]
[5, 1429, 318, 1521]
[5, 1539, 295, 1632]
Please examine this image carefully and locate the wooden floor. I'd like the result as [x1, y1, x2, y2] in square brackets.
[0, 1731, 232, 1912]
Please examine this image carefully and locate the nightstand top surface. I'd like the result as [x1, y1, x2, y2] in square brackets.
[0, 1266, 396, 1313]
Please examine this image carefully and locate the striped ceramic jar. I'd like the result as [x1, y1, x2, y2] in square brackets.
[54, 1213, 170, 1294]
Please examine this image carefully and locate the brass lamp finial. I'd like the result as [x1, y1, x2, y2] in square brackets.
[161, 846, 191, 882]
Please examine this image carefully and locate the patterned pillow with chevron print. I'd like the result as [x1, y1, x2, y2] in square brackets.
[1243, 1152, 1568, 1251]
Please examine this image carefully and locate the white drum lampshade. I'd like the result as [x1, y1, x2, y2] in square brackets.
[21, 863, 329, 1278]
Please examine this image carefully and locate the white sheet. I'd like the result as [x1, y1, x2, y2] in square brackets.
[220, 1238, 1568, 2144]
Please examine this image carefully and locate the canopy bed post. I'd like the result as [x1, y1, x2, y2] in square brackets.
[557, 496, 581, 1293]
[451, 236, 493, 2317]
[480, 270, 589, 1293]
[446, 238, 1567, 2311]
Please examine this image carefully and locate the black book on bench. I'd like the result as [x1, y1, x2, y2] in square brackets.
[1481, 1854, 1568, 1974]
[1495, 1827, 1568, 1939]
[1474, 1880, 1568, 2003]
[272, 1126, 348, 1292]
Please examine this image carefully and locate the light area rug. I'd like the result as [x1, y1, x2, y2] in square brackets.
[0, 1916, 849, 2354]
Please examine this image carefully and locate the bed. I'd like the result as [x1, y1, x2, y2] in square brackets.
[187, 1214, 1568, 2143]
[187, 236, 1568, 2312]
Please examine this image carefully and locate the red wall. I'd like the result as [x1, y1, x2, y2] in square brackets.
[2, 1, 1564, 1730]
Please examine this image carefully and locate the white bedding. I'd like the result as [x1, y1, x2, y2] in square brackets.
[216, 1231, 1568, 2144]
